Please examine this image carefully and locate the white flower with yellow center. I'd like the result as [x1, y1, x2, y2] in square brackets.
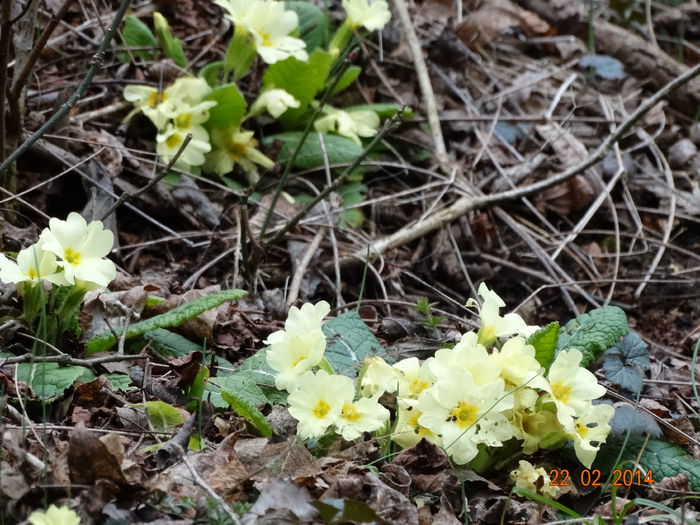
[510, 460, 562, 499]
[205, 127, 275, 177]
[156, 124, 211, 170]
[566, 403, 614, 468]
[393, 357, 435, 399]
[241, 1, 308, 64]
[39, 212, 116, 288]
[164, 77, 212, 106]
[544, 349, 606, 426]
[250, 89, 300, 118]
[315, 107, 380, 145]
[417, 371, 513, 464]
[360, 355, 401, 397]
[0, 241, 68, 287]
[427, 331, 501, 386]
[392, 398, 442, 449]
[123, 85, 168, 129]
[343, 0, 391, 31]
[336, 395, 390, 440]
[490, 336, 548, 390]
[265, 301, 330, 392]
[468, 283, 538, 346]
[287, 370, 354, 439]
[28, 505, 80, 525]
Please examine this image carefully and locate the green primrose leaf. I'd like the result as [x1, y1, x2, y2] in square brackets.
[199, 61, 224, 87]
[104, 373, 135, 391]
[140, 328, 201, 357]
[203, 83, 247, 128]
[347, 103, 414, 119]
[134, 400, 184, 431]
[526, 321, 559, 370]
[555, 305, 629, 367]
[285, 1, 328, 52]
[609, 404, 661, 438]
[153, 12, 187, 67]
[263, 48, 333, 114]
[322, 311, 391, 377]
[86, 289, 247, 353]
[330, 65, 362, 95]
[220, 374, 272, 437]
[338, 181, 368, 228]
[17, 363, 94, 400]
[602, 332, 650, 394]
[120, 15, 157, 62]
[264, 132, 363, 169]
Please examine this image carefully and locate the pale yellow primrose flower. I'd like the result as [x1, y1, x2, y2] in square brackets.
[287, 370, 354, 439]
[40, 212, 116, 288]
[469, 283, 538, 346]
[490, 336, 548, 390]
[314, 107, 380, 145]
[417, 370, 513, 464]
[392, 398, 442, 449]
[336, 395, 390, 440]
[205, 127, 275, 177]
[0, 241, 68, 286]
[544, 349, 606, 426]
[250, 88, 300, 118]
[156, 124, 211, 170]
[566, 403, 614, 468]
[343, 0, 391, 31]
[123, 85, 167, 129]
[217, 0, 308, 64]
[510, 460, 562, 499]
[28, 505, 81, 525]
[265, 301, 330, 392]
[427, 331, 501, 386]
[360, 355, 401, 397]
[393, 357, 435, 399]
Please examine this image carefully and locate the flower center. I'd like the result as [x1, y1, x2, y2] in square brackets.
[341, 403, 361, 423]
[574, 421, 588, 438]
[27, 267, 38, 279]
[175, 113, 192, 129]
[165, 132, 183, 150]
[551, 381, 571, 403]
[226, 139, 249, 161]
[260, 32, 272, 47]
[450, 402, 479, 428]
[408, 377, 429, 395]
[64, 248, 81, 265]
[312, 400, 331, 419]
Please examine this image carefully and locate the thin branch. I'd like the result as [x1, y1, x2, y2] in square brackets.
[0, 353, 146, 367]
[349, 61, 700, 264]
[100, 133, 193, 221]
[0, 0, 13, 164]
[0, 0, 133, 176]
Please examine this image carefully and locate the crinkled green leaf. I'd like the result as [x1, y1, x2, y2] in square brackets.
[556, 305, 629, 366]
[87, 289, 247, 353]
[348, 103, 414, 119]
[264, 132, 363, 169]
[285, 1, 328, 52]
[120, 15, 157, 61]
[133, 400, 184, 431]
[141, 328, 201, 357]
[609, 404, 662, 438]
[238, 348, 277, 385]
[204, 83, 247, 128]
[322, 311, 390, 377]
[526, 321, 559, 370]
[263, 48, 333, 109]
[602, 332, 650, 394]
[338, 182, 367, 228]
[199, 60, 224, 87]
[220, 374, 272, 437]
[17, 363, 94, 400]
[104, 373, 135, 391]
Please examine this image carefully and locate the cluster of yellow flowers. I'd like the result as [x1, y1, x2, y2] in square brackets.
[269, 284, 614, 474]
[0, 212, 116, 291]
[124, 77, 275, 177]
[123, 0, 392, 175]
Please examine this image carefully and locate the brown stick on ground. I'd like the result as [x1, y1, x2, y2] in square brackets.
[516, 0, 700, 113]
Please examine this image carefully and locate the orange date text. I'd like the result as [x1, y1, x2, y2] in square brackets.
[548, 469, 654, 487]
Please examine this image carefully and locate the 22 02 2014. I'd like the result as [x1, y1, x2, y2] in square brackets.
[549, 469, 654, 487]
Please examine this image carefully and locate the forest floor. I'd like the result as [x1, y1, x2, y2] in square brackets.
[2, 0, 700, 523]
